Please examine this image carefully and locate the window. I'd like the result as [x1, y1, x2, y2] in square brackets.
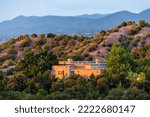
[58, 70, 64, 75]
[70, 69, 74, 75]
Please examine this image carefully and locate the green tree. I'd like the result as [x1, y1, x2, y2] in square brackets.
[64, 78, 76, 88]
[0, 91, 23, 100]
[51, 80, 64, 92]
[0, 71, 6, 91]
[122, 87, 150, 100]
[31, 33, 38, 38]
[85, 91, 99, 100]
[106, 45, 133, 88]
[37, 89, 48, 97]
[106, 87, 125, 100]
[62, 88, 77, 99]
[7, 72, 27, 91]
[96, 78, 109, 96]
[139, 20, 149, 28]
[17, 50, 58, 76]
[47, 33, 56, 38]
[35, 71, 52, 93]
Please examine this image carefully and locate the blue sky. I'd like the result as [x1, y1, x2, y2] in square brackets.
[0, 0, 150, 22]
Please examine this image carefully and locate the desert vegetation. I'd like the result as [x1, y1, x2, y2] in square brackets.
[0, 20, 150, 100]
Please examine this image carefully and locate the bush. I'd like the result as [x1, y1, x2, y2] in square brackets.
[0, 91, 23, 100]
[129, 25, 140, 35]
[122, 87, 150, 100]
[20, 37, 32, 47]
[47, 33, 56, 38]
[8, 49, 17, 55]
[31, 34, 38, 38]
[6, 67, 15, 75]
[106, 87, 124, 100]
[139, 20, 149, 28]
[35, 38, 47, 46]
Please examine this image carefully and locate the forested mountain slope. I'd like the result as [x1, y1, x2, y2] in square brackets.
[0, 21, 150, 100]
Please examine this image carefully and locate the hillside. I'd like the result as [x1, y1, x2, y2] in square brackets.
[0, 9, 150, 42]
[0, 20, 150, 71]
[0, 21, 150, 100]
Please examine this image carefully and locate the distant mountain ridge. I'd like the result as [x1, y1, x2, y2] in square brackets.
[76, 14, 109, 19]
[0, 9, 150, 42]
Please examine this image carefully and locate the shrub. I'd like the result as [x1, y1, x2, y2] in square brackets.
[139, 20, 149, 28]
[20, 37, 32, 47]
[31, 34, 38, 38]
[47, 33, 55, 38]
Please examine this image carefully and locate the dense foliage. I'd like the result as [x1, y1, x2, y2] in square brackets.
[0, 44, 150, 100]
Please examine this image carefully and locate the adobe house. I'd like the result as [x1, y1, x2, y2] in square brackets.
[52, 58, 106, 79]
